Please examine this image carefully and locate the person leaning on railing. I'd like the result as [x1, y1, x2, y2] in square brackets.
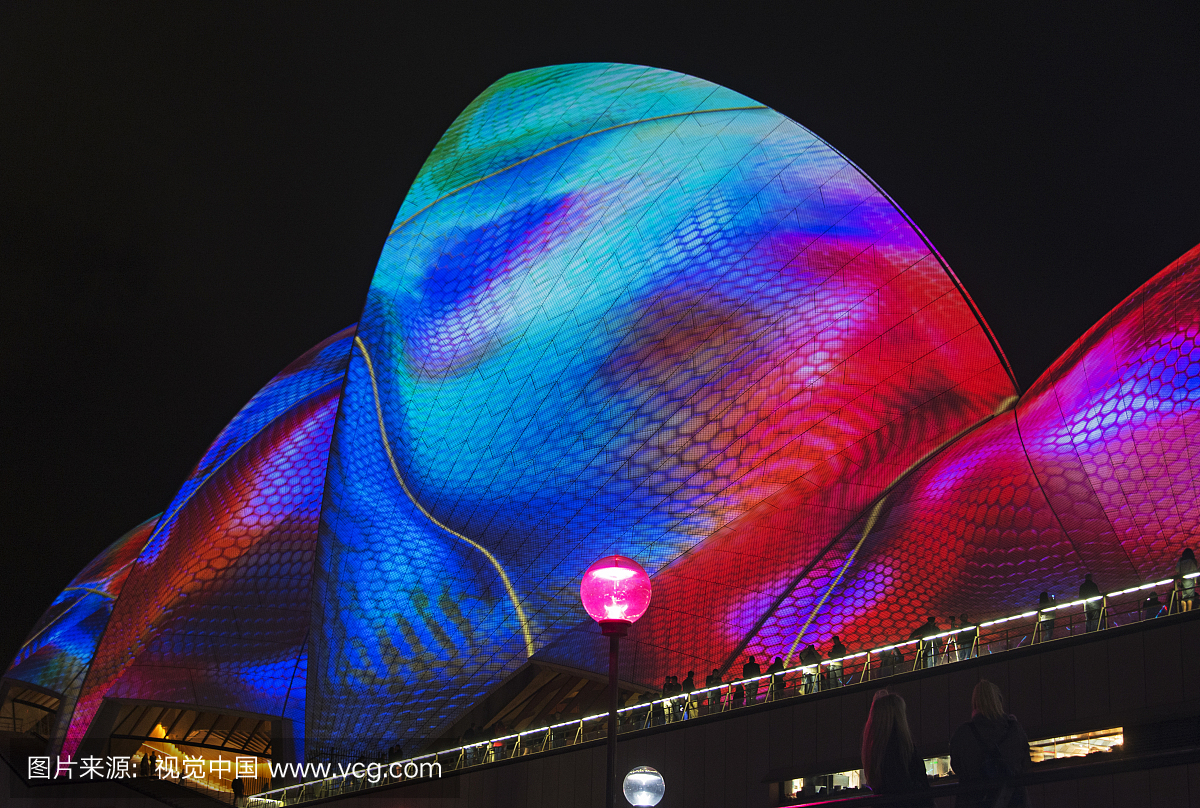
[680, 670, 696, 717]
[651, 688, 666, 726]
[742, 656, 762, 704]
[1141, 591, 1164, 620]
[799, 644, 821, 693]
[910, 617, 940, 669]
[1080, 574, 1102, 631]
[957, 615, 975, 661]
[878, 646, 903, 677]
[1178, 548, 1197, 612]
[766, 656, 785, 700]
[704, 668, 721, 714]
[1035, 592, 1055, 642]
[663, 675, 682, 721]
[829, 636, 847, 687]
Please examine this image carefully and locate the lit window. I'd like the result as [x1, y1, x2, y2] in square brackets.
[784, 768, 863, 799]
[1028, 728, 1122, 762]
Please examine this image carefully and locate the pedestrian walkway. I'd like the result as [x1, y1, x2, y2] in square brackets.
[248, 569, 1199, 807]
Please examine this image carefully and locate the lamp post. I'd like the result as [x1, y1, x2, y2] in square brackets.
[623, 766, 666, 806]
[580, 555, 652, 808]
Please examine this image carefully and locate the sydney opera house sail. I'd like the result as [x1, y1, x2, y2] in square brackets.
[8, 63, 1198, 764]
[62, 326, 356, 760]
[4, 515, 159, 748]
[308, 63, 1017, 750]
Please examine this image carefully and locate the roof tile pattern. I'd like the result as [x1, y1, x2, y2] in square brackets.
[5, 516, 158, 748]
[61, 328, 355, 757]
[728, 246, 1200, 665]
[12, 65, 1198, 765]
[311, 63, 1014, 752]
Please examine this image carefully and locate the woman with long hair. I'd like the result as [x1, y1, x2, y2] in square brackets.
[949, 680, 1031, 807]
[861, 690, 932, 805]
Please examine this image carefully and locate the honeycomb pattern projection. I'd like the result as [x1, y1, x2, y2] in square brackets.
[141, 326, 357, 565]
[739, 411, 1099, 662]
[312, 63, 1015, 753]
[729, 245, 1200, 664]
[1015, 243, 1200, 583]
[6, 515, 158, 692]
[5, 515, 159, 748]
[309, 340, 534, 752]
[63, 329, 354, 758]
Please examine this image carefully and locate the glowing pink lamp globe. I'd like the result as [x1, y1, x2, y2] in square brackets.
[580, 555, 652, 635]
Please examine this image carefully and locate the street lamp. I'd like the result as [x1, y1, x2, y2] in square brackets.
[623, 766, 666, 806]
[580, 555, 652, 808]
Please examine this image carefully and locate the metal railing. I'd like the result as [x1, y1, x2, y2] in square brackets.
[123, 772, 240, 805]
[0, 711, 53, 737]
[0, 694, 57, 738]
[248, 571, 1199, 807]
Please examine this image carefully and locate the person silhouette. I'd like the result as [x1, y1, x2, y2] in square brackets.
[681, 670, 696, 716]
[914, 617, 940, 668]
[704, 668, 722, 714]
[766, 656, 785, 699]
[1142, 592, 1164, 620]
[958, 614, 975, 661]
[829, 636, 847, 686]
[950, 680, 1032, 808]
[799, 644, 822, 692]
[1080, 574, 1102, 632]
[861, 690, 932, 806]
[1036, 591, 1056, 641]
[1177, 548, 1197, 612]
[742, 656, 762, 704]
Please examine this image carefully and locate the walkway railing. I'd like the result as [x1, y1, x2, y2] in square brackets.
[248, 571, 1198, 807]
[123, 772, 238, 805]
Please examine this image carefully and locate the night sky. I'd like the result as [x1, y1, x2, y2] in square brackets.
[2, 4, 1198, 668]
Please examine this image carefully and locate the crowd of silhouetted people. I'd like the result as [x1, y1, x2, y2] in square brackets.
[631, 551, 1199, 739]
[584, 553, 1200, 738]
[1035, 549, 1197, 642]
[449, 550, 1198, 772]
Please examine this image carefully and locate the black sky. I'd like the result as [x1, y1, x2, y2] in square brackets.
[2, 3, 1198, 666]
